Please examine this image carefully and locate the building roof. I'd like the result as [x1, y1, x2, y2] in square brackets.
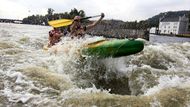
[160, 17, 179, 22]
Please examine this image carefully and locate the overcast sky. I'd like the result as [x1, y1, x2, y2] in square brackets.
[0, 0, 190, 21]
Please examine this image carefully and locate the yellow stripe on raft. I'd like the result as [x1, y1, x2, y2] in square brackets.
[85, 40, 107, 48]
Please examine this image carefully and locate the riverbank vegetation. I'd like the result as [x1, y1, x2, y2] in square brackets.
[21, 8, 151, 30]
[22, 8, 85, 25]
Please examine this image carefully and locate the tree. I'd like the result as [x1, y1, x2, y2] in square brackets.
[188, 12, 190, 31]
[48, 8, 54, 15]
[69, 8, 86, 18]
[189, 12, 190, 21]
[137, 21, 149, 29]
[22, 8, 86, 25]
[79, 10, 85, 17]
[47, 8, 54, 20]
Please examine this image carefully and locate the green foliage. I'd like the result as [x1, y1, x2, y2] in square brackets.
[22, 15, 45, 25]
[189, 12, 190, 22]
[188, 12, 190, 31]
[107, 11, 190, 30]
[48, 8, 54, 15]
[121, 20, 149, 30]
[22, 8, 86, 25]
[69, 8, 85, 18]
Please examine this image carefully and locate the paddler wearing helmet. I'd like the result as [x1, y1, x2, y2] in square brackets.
[69, 13, 104, 38]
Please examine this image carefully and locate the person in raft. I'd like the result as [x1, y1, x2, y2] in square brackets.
[69, 13, 105, 38]
[48, 27, 63, 47]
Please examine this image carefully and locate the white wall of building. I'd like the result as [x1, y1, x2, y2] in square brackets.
[159, 22, 179, 34]
[159, 16, 189, 35]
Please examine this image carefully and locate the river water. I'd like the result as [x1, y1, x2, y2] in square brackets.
[150, 34, 190, 43]
[0, 23, 190, 107]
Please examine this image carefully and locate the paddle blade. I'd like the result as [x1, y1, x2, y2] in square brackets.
[48, 19, 73, 28]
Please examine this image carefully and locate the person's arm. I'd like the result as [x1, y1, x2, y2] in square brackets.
[70, 21, 79, 32]
[86, 13, 104, 31]
[70, 23, 76, 33]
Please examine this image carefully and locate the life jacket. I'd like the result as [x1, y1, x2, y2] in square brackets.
[48, 29, 62, 46]
[70, 25, 87, 37]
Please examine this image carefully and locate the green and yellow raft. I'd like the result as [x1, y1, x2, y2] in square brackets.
[81, 39, 144, 58]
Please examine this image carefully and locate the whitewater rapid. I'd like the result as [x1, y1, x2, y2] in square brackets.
[0, 23, 190, 107]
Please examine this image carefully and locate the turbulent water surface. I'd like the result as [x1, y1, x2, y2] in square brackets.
[0, 23, 190, 107]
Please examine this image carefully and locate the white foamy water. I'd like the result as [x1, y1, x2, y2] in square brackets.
[0, 23, 190, 107]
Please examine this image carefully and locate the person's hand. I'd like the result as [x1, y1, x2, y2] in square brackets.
[101, 13, 105, 18]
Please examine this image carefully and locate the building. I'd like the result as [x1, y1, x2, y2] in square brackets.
[14, 20, 22, 24]
[0, 19, 22, 24]
[159, 15, 189, 35]
[150, 27, 159, 34]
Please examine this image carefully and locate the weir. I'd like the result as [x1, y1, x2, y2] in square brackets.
[87, 20, 149, 40]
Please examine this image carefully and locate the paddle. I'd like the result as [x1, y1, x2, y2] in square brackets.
[48, 15, 101, 28]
